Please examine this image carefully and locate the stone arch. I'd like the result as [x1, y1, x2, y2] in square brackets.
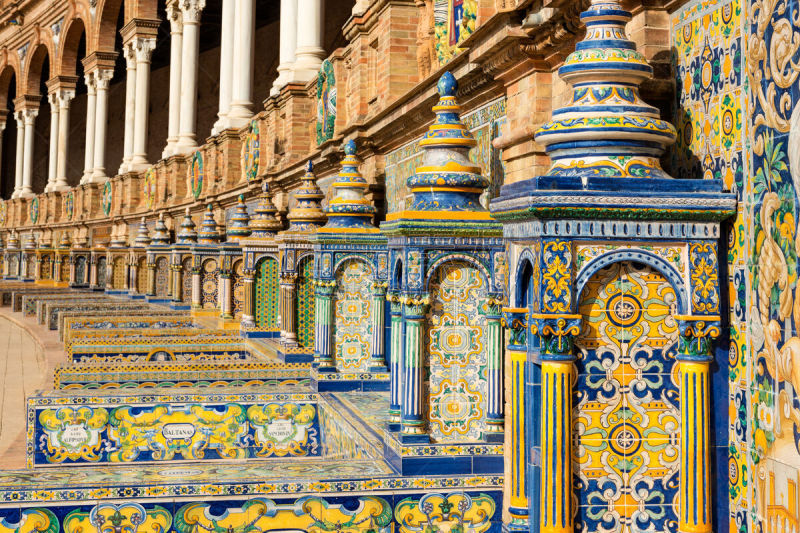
[513, 249, 537, 308]
[0, 63, 18, 199]
[21, 43, 52, 96]
[56, 16, 88, 78]
[574, 249, 688, 315]
[333, 253, 375, 278]
[93, 0, 125, 53]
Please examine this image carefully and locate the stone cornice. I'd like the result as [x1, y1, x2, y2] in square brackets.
[120, 18, 161, 43]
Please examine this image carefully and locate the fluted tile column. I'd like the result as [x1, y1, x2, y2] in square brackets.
[370, 282, 387, 371]
[280, 273, 298, 346]
[44, 93, 59, 192]
[163, 2, 183, 158]
[91, 68, 114, 182]
[271, 0, 297, 95]
[176, 0, 205, 154]
[227, 0, 254, 127]
[192, 267, 202, 308]
[212, 0, 234, 134]
[11, 111, 23, 198]
[400, 296, 428, 442]
[241, 270, 255, 326]
[80, 72, 97, 185]
[19, 107, 38, 198]
[291, 0, 325, 82]
[388, 293, 403, 428]
[119, 43, 137, 174]
[484, 299, 504, 440]
[531, 314, 581, 533]
[55, 89, 75, 190]
[313, 281, 335, 368]
[129, 37, 156, 172]
[676, 316, 719, 533]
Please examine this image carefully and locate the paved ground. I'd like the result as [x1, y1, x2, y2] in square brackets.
[0, 309, 61, 468]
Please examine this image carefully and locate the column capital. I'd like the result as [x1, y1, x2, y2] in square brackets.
[529, 312, 582, 360]
[166, 0, 183, 29]
[47, 91, 59, 110]
[131, 36, 157, 63]
[676, 314, 721, 362]
[314, 279, 336, 297]
[401, 293, 430, 319]
[57, 88, 76, 106]
[123, 40, 138, 67]
[84, 71, 97, 92]
[93, 68, 114, 90]
[371, 280, 388, 297]
[502, 307, 528, 351]
[180, 0, 206, 24]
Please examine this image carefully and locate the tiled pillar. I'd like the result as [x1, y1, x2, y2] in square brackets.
[53, 256, 62, 283]
[241, 271, 255, 326]
[220, 271, 233, 319]
[69, 257, 76, 285]
[401, 296, 428, 441]
[484, 299, 504, 440]
[677, 316, 719, 533]
[388, 293, 403, 427]
[171, 263, 182, 302]
[532, 314, 581, 533]
[147, 260, 156, 296]
[313, 281, 334, 368]
[502, 307, 530, 528]
[192, 267, 202, 308]
[280, 274, 298, 345]
[370, 282, 387, 371]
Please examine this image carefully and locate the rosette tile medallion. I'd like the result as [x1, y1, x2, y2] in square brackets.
[176, 209, 198, 244]
[318, 140, 378, 234]
[227, 196, 252, 241]
[285, 161, 327, 232]
[249, 182, 283, 239]
[534, 0, 677, 179]
[384, 72, 498, 232]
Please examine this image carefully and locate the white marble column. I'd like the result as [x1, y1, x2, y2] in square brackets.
[119, 42, 137, 174]
[20, 107, 38, 198]
[163, 2, 184, 158]
[129, 36, 156, 172]
[80, 72, 97, 185]
[91, 68, 114, 182]
[176, 0, 205, 154]
[12, 111, 23, 198]
[212, 0, 234, 135]
[45, 93, 59, 192]
[55, 89, 75, 190]
[0, 118, 5, 197]
[271, 0, 298, 96]
[291, 0, 325, 82]
[227, 0, 254, 127]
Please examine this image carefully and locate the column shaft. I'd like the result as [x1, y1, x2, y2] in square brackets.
[401, 300, 427, 439]
[213, 0, 235, 133]
[92, 69, 113, 182]
[81, 73, 97, 184]
[485, 312, 504, 436]
[370, 287, 387, 370]
[20, 108, 38, 197]
[242, 276, 255, 326]
[147, 263, 156, 296]
[389, 298, 403, 424]
[221, 275, 233, 318]
[291, 0, 325, 81]
[314, 286, 334, 367]
[55, 90, 74, 188]
[192, 270, 201, 308]
[120, 43, 137, 173]
[12, 112, 23, 198]
[164, 3, 183, 157]
[130, 37, 156, 171]
[177, 0, 205, 153]
[540, 361, 572, 533]
[45, 93, 59, 191]
[271, 0, 298, 95]
[228, 0, 254, 126]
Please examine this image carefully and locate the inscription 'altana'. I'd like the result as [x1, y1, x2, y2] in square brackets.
[161, 423, 196, 440]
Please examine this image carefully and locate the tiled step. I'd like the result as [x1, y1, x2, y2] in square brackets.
[44, 301, 154, 330]
[59, 310, 189, 341]
[27, 389, 377, 468]
[54, 360, 312, 390]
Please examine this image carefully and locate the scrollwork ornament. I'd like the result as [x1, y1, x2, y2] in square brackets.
[530, 313, 582, 359]
[676, 315, 721, 361]
[502, 307, 528, 350]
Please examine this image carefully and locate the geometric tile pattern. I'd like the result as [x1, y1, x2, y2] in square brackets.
[255, 256, 279, 329]
[296, 257, 315, 349]
[232, 259, 244, 318]
[201, 259, 218, 309]
[426, 261, 488, 442]
[574, 262, 680, 533]
[333, 259, 373, 372]
[112, 257, 125, 290]
[136, 257, 147, 294]
[154, 256, 169, 297]
[182, 257, 192, 302]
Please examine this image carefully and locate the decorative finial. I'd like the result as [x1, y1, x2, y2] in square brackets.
[58, 231, 71, 249]
[250, 181, 283, 238]
[150, 213, 171, 245]
[319, 140, 378, 234]
[284, 160, 326, 232]
[7, 230, 19, 249]
[176, 208, 198, 244]
[226, 195, 252, 241]
[391, 72, 491, 223]
[533, 0, 676, 179]
[134, 217, 151, 248]
[197, 204, 220, 244]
